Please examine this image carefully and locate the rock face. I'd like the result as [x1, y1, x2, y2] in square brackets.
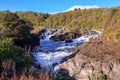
[50, 32, 81, 41]
[30, 34, 40, 51]
[38, 29, 47, 39]
[31, 34, 40, 46]
[55, 39, 120, 80]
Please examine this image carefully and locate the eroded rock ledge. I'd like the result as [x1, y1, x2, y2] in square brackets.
[55, 38, 120, 80]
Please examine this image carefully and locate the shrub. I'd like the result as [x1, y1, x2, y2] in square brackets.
[0, 38, 33, 73]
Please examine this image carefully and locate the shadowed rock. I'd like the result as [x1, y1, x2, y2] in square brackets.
[50, 32, 82, 41]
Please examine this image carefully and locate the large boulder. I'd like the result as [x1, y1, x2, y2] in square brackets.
[55, 38, 120, 80]
[50, 32, 82, 41]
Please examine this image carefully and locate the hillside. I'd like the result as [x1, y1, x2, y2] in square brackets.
[15, 7, 120, 42]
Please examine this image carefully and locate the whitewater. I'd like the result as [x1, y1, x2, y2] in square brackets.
[32, 28, 102, 71]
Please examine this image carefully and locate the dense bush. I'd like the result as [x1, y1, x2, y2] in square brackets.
[0, 11, 33, 47]
[16, 11, 49, 27]
[0, 38, 33, 73]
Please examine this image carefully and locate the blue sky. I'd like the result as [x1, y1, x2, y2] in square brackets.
[0, 0, 120, 13]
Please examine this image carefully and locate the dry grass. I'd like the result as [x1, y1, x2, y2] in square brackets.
[1, 71, 52, 80]
[75, 35, 120, 62]
[0, 59, 52, 80]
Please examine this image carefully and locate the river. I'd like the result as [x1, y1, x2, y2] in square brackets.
[32, 28, 102, 71]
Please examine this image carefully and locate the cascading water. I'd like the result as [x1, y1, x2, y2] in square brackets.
[32, 28, 102, 71]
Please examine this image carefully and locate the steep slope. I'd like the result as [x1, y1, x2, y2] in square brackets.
[56, 37, 120, 80]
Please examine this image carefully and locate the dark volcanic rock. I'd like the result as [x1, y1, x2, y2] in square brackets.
[38, 29, 46, 35]
[38, 29, 47, 39]
[28, 33, 40, 51]
[50, 32, 81, 41]
[31, 34, 40, 46]
[65, 39, 73, 43]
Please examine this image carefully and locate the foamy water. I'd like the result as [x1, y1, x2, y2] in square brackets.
[32, 28, 102, 71]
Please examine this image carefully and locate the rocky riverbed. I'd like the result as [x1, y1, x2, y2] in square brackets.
[32, 28, 101, 68]
[32, 28, 102, 79]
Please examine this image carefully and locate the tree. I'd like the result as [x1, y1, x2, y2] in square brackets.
[0, 11, 33, 47]
[0, 38, 33, 70]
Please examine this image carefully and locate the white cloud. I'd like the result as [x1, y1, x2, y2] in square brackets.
[51, 5, 99, 14]
[67, 5, 99, 11]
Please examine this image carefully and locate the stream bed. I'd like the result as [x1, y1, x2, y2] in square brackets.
[32, 28, 102, 71]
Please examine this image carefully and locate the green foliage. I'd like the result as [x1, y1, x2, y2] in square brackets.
[16, 11, 49, 26]
[115, 33, 120, 39]
[0, 11, 18, 23]
[0, 11, 33, 47]
[0, 38, 33, 68]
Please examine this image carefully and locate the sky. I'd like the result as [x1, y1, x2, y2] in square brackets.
[0, 0, 120, 13]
